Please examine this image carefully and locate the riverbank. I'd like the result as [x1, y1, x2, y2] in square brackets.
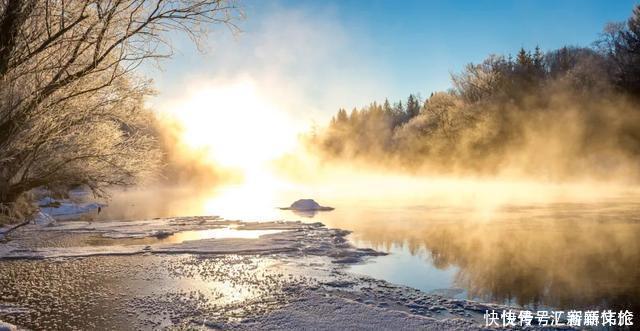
[0, 216, 509, 330]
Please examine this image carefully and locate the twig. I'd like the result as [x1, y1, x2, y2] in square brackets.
[0, 220, 30, 239]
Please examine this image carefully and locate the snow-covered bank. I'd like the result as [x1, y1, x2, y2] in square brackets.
[0, 222, 29, 242]
[0, 217, 382, 262]
[36, 190, 103, 221]
[236, 292, 481, 330]
[39, 201, 102, 220]
[1, 190, 99, 240]
[0, 216, 523, 330]
[0, 227, 13, 242]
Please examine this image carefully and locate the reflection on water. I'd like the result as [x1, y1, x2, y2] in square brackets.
[76, 228, 284, 247]
[343, 202, 640, 312]
[349, 242, 460, 295]
[287, 209, 326, 218]
[161, 228, 284, 243]
[99, 174, 640, 311]
[446, 218, 638, 311]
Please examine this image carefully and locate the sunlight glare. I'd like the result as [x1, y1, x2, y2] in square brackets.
[163, 79, 298, 179]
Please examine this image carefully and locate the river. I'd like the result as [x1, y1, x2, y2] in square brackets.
[98, 173, 640, 314]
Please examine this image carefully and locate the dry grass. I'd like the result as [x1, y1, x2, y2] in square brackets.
[0, 195, 37, 226]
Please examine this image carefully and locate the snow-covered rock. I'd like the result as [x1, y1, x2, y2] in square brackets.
[281, 199, 334, 211]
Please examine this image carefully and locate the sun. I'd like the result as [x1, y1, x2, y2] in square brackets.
[160, 79, 299, 179]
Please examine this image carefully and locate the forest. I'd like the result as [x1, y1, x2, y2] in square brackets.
[312, 5, 640, 181]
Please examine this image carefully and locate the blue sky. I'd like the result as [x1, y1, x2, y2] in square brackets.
[150, 0, 638, 123]
[319, 0, 638, 93]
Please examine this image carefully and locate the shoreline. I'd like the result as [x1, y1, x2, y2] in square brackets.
[0, 215, 517, 330]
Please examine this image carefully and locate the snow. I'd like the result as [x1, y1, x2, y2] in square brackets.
[237, 292, 481, 330]
[1, 195, 89, 240]
[34, 186, 103, 221]
[0, 223, 27, 242]
[32, 212, 56, 227]
[36, 216, 227, 238]
[0, 218, 384, 262]
[0, 213, 528, 330]
[0, 201, 524, 330]
[37, 197, 56, 206]
[39, 201, 102, 220]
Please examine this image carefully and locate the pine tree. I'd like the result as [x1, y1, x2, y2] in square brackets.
[383, 98, 393, 115]
[516, 48, 532, 67]
[394, 100, 404, 116]
[336, 108, 348, 123]
[406, 94, 421, 119]
[533, 46, 544, 69]
[349, 108, 360, 125]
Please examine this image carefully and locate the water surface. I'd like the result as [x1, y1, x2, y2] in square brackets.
[99, 176, 640, 312]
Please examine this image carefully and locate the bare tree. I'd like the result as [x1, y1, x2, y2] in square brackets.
[0, 0, 239, 210]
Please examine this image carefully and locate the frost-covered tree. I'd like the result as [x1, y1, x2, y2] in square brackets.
[451, 55, 505, 103]
[0, 0, 239, 210]
[597, 5, 640, 95]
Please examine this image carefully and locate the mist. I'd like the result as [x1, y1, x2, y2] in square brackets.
[308, 42, 640, 184]
[101, 4, 640, 223]
[7, 2, 640, 329]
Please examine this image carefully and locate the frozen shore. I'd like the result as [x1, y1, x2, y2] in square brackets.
[0, 215, 514, 330]
[0, 217, 383, 261]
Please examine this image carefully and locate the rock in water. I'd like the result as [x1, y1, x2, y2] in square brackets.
[290, 199, 321, 210]
[281, 199, 334, 211]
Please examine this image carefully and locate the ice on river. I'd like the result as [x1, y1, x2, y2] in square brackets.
[0, 216, 516, 330]
[0, 217, 383, 262]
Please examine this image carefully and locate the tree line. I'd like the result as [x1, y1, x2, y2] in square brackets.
[313, 5, 640, 180]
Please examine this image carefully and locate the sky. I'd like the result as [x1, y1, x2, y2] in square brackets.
[148, 0, 639, 128]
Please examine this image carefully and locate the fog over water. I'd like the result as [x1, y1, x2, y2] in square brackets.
[98, 1, 640, 316]
[100, 166, 640, 312]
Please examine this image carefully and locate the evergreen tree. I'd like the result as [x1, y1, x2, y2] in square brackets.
[349, 108, 360, 125]
[533, 46, 544, 69]
[383, 99, 393, 114]
[517, 48, 533, 67]
[336, 108, 348, 123]
[406, 94, 421, 119]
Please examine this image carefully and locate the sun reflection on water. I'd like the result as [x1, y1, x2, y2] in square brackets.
[163, 228, 284, 243]
[100, 167, 640, 311]
[201, 168, 300, 221]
